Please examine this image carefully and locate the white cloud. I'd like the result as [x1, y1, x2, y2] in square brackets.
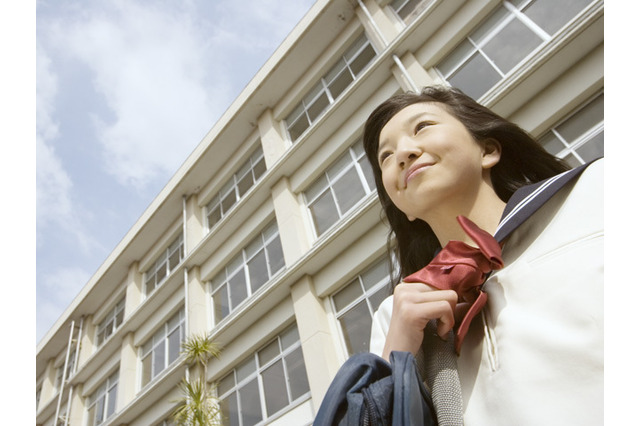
[49, 1, 224, 190]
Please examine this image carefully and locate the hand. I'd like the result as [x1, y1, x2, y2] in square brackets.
[381, 282, 458, 361]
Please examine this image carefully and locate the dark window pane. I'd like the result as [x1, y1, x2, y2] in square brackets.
[247, 251, 269, 293]
[539, 131, 565, 156]
[369, 286, 390, 313]
[153, 343, 165, 376]
[106, 384, 117, 418]
[285, 347, 310, 399]
[263, 360, 288, 416]
[258, 339, 280, 366]
[168, 327, 181, 364]
[238, 379, 262, 426]
[306, 92, 330, 123]
[213, 286, 230, 323]
[309, 190, 340, 235]
[221, 191, 237, 215]
[253, 156, 266, 179]
[523, 0, 591, 35]
[576, 130, 604, 163]
[237, 172, 253, 197]
[328, 68, 353, 100]
[557, 94, 604, 142]
[349, 44, 376, 77]
[288, 113, 309, 141]
[220, 392, 240, 426]
[229, 271, 248, 310]
[333, 167, 366, 215]
[448, 52, 501, 100]
[141, 353, 152, 386]
[208, 206, 222, 228]
[485, 18, 541, 73]
[266, 237, 285, 275]
[358, 157, 376, 190]
[333, 279, 362, 312]
[339, 300, 373, 355]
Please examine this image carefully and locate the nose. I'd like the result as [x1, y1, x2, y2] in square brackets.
[395, 137, 421, 168]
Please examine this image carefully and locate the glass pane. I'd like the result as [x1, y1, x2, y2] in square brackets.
[115, 308, 124, 327]
[106, 384, 117, 417]
[344, 35, 367, 61]
[333, 167, 366, 215]
[288, 113, 309, 142]
[361, 260, 388, 290]
[87, 405, 96, 426]
[523, 0, 591, 35]
[484, 17, 542, 73]
[237, 172, 253, 198]
[327, 153, 353, 180]
[220, 392, 240, 426]
[339, 300, 373, 355]
[167, 327, 181, 364]
[575, 130, 604, 163]
[253, 156, 266, 179]
[208, 206, 222, 228]
[247, 251, 268, 293]
[306, 92, 330, 123]
[306, 174, 329, 201]
[153, 342, 165, 377]
[238, 379, 262, 426]
[213, 286, 230, 323]
[309, 190, 340, 236]
[263, 360, 288, 416]
[325, 57, 348, 84]
[168, 249, 181, 271]
[369, 286, 390, 313]
[538, 131, 565, 156]
[280, 325, 300, 349]
[266, 237, 285, 275]
[328, 68, 353, 100]
[141, 353, 152, 386]
[285, 347, 310, 400]
[358, 157, 376, 191]
[437, 39, 474, 77]
[258, 339, 280, 366]
[349, 44, 376, 77]
[221, 190, 237, 215]
[236, 356, 256, 383]
[95, 396, 105, 424]
[448, 52, 501, 100]
[556, 94, 604, 143]
[333, 279, 363, 312]
[229, 270, 248, 310]
[156, 263, 167, 283]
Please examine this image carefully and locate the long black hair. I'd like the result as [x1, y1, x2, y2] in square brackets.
[363, 86, 570, 284]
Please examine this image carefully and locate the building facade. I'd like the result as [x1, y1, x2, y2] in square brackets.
[36, 0, 604, 425]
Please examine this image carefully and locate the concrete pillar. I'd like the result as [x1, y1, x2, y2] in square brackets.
[39, 358, 57, 408]
[257, 108, 288, 168]
[66, 383, 84, 425]
[118, 332, 137, 410]
[77, 314, 95, 368]
[355, 0, 400, 50]
[186, 265, 209, 336]
[184, 193, 205, 255]
[291, 275, 342, 411]
[125, 261, 143, 317]
[391, 51, 436, 92]
[271, 177, 311, 266]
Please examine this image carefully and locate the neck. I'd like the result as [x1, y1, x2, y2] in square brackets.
[423, 184, 506, 247]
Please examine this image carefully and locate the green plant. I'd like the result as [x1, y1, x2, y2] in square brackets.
[171, 334, 222, 426]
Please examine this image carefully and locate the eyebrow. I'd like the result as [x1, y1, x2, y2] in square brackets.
[378, 110, 440, 153]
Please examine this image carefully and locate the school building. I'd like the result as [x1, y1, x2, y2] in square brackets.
[36, 0, 603, 424]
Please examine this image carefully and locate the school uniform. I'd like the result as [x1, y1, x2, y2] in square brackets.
[370, 158, 604, 425]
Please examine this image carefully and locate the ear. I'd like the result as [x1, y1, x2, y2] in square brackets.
[481, 139, 501, 169]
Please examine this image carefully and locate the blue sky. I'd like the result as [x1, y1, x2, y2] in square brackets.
[35, 0, 317, 344]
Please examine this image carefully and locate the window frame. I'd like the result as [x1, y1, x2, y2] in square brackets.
[284, 33, 377, 142]
[86, 370, 119, 426]
[217, 324, 311, 425]
[144, 234, 184, 298]
[303, 139, 376, 238]
[139, 309, 186, 389]
[210, 221, 286, 325]
[206, 146, 267, 231]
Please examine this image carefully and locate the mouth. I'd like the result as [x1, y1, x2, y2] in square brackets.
[404, 162, 434, 187]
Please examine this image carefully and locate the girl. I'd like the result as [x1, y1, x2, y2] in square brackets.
[365, 86, 603, 425]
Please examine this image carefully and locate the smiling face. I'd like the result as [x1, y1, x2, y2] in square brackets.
[377, 102, 500, 222]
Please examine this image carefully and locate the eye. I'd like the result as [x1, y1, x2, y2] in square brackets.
[378, 150, 392, 166]
[414, 121, 431, 134]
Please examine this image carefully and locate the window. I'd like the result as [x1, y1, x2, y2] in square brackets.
[36, 385, 42, 411]
[305, 140, 376, 237]
[218, 324, 310, 425]
[436, 0, 593, 99]
[140, 309, 185, 388]
[285, 34, 377, 142]
[96, 297, 125, 347]
[332, 257, 392, 355]
[206, 147, 267, 230]
[144, 234, 184, 297]
[86, 370, 119, 426]
[389, 0, 433, 24]
[211, 221, 285, 324]
[54, 348, 76, 393]
[538, 92, 603, 167]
